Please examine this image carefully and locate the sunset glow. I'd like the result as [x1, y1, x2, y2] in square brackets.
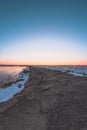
[0, 0, 87, 65]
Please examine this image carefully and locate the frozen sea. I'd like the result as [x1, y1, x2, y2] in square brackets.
[0, 66, 29, 103]
[38, 65, 87, 77]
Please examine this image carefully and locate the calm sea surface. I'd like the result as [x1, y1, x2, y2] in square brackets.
[0, 66, 25, 86]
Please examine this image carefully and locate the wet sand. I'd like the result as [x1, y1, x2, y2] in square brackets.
[0, 67, 87, 130]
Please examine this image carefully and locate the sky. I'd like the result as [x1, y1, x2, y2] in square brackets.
[0, 0, 87, 65]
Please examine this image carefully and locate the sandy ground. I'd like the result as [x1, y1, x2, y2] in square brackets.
[0, 67, 87, 130]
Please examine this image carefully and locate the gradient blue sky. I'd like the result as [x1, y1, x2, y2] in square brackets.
[0, 0, 87, 65]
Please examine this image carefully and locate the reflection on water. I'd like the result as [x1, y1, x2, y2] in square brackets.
[0, 66, 26, 86]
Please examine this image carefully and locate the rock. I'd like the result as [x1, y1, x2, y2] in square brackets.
[18, 84, 22, 88]
[39, 85, 51, 91]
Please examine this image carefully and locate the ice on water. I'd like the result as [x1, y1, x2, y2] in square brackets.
[0, 67, 29, 103]
[38, 65, 87, 77]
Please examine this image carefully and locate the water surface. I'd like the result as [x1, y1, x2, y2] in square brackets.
[0, 66, 26, 86]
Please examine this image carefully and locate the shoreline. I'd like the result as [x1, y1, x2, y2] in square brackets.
[0, 67, 87, 129]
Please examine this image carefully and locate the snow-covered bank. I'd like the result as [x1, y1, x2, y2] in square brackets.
[0, 67, 29, 103]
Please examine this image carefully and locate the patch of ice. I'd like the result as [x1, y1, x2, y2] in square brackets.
[68, 72, 85, 77]
[0, 68, 29, 103]
[25, 66, 30, 71]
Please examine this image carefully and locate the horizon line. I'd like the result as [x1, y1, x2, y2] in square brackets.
[0, 64, 87, 66]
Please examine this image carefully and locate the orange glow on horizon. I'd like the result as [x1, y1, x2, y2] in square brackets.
[0, 60, 87, 65]
[1, 34, 87, 66]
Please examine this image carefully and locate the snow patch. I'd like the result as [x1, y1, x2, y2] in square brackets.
[68, 72, 85, 77]
[0, 67, 29, 103]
